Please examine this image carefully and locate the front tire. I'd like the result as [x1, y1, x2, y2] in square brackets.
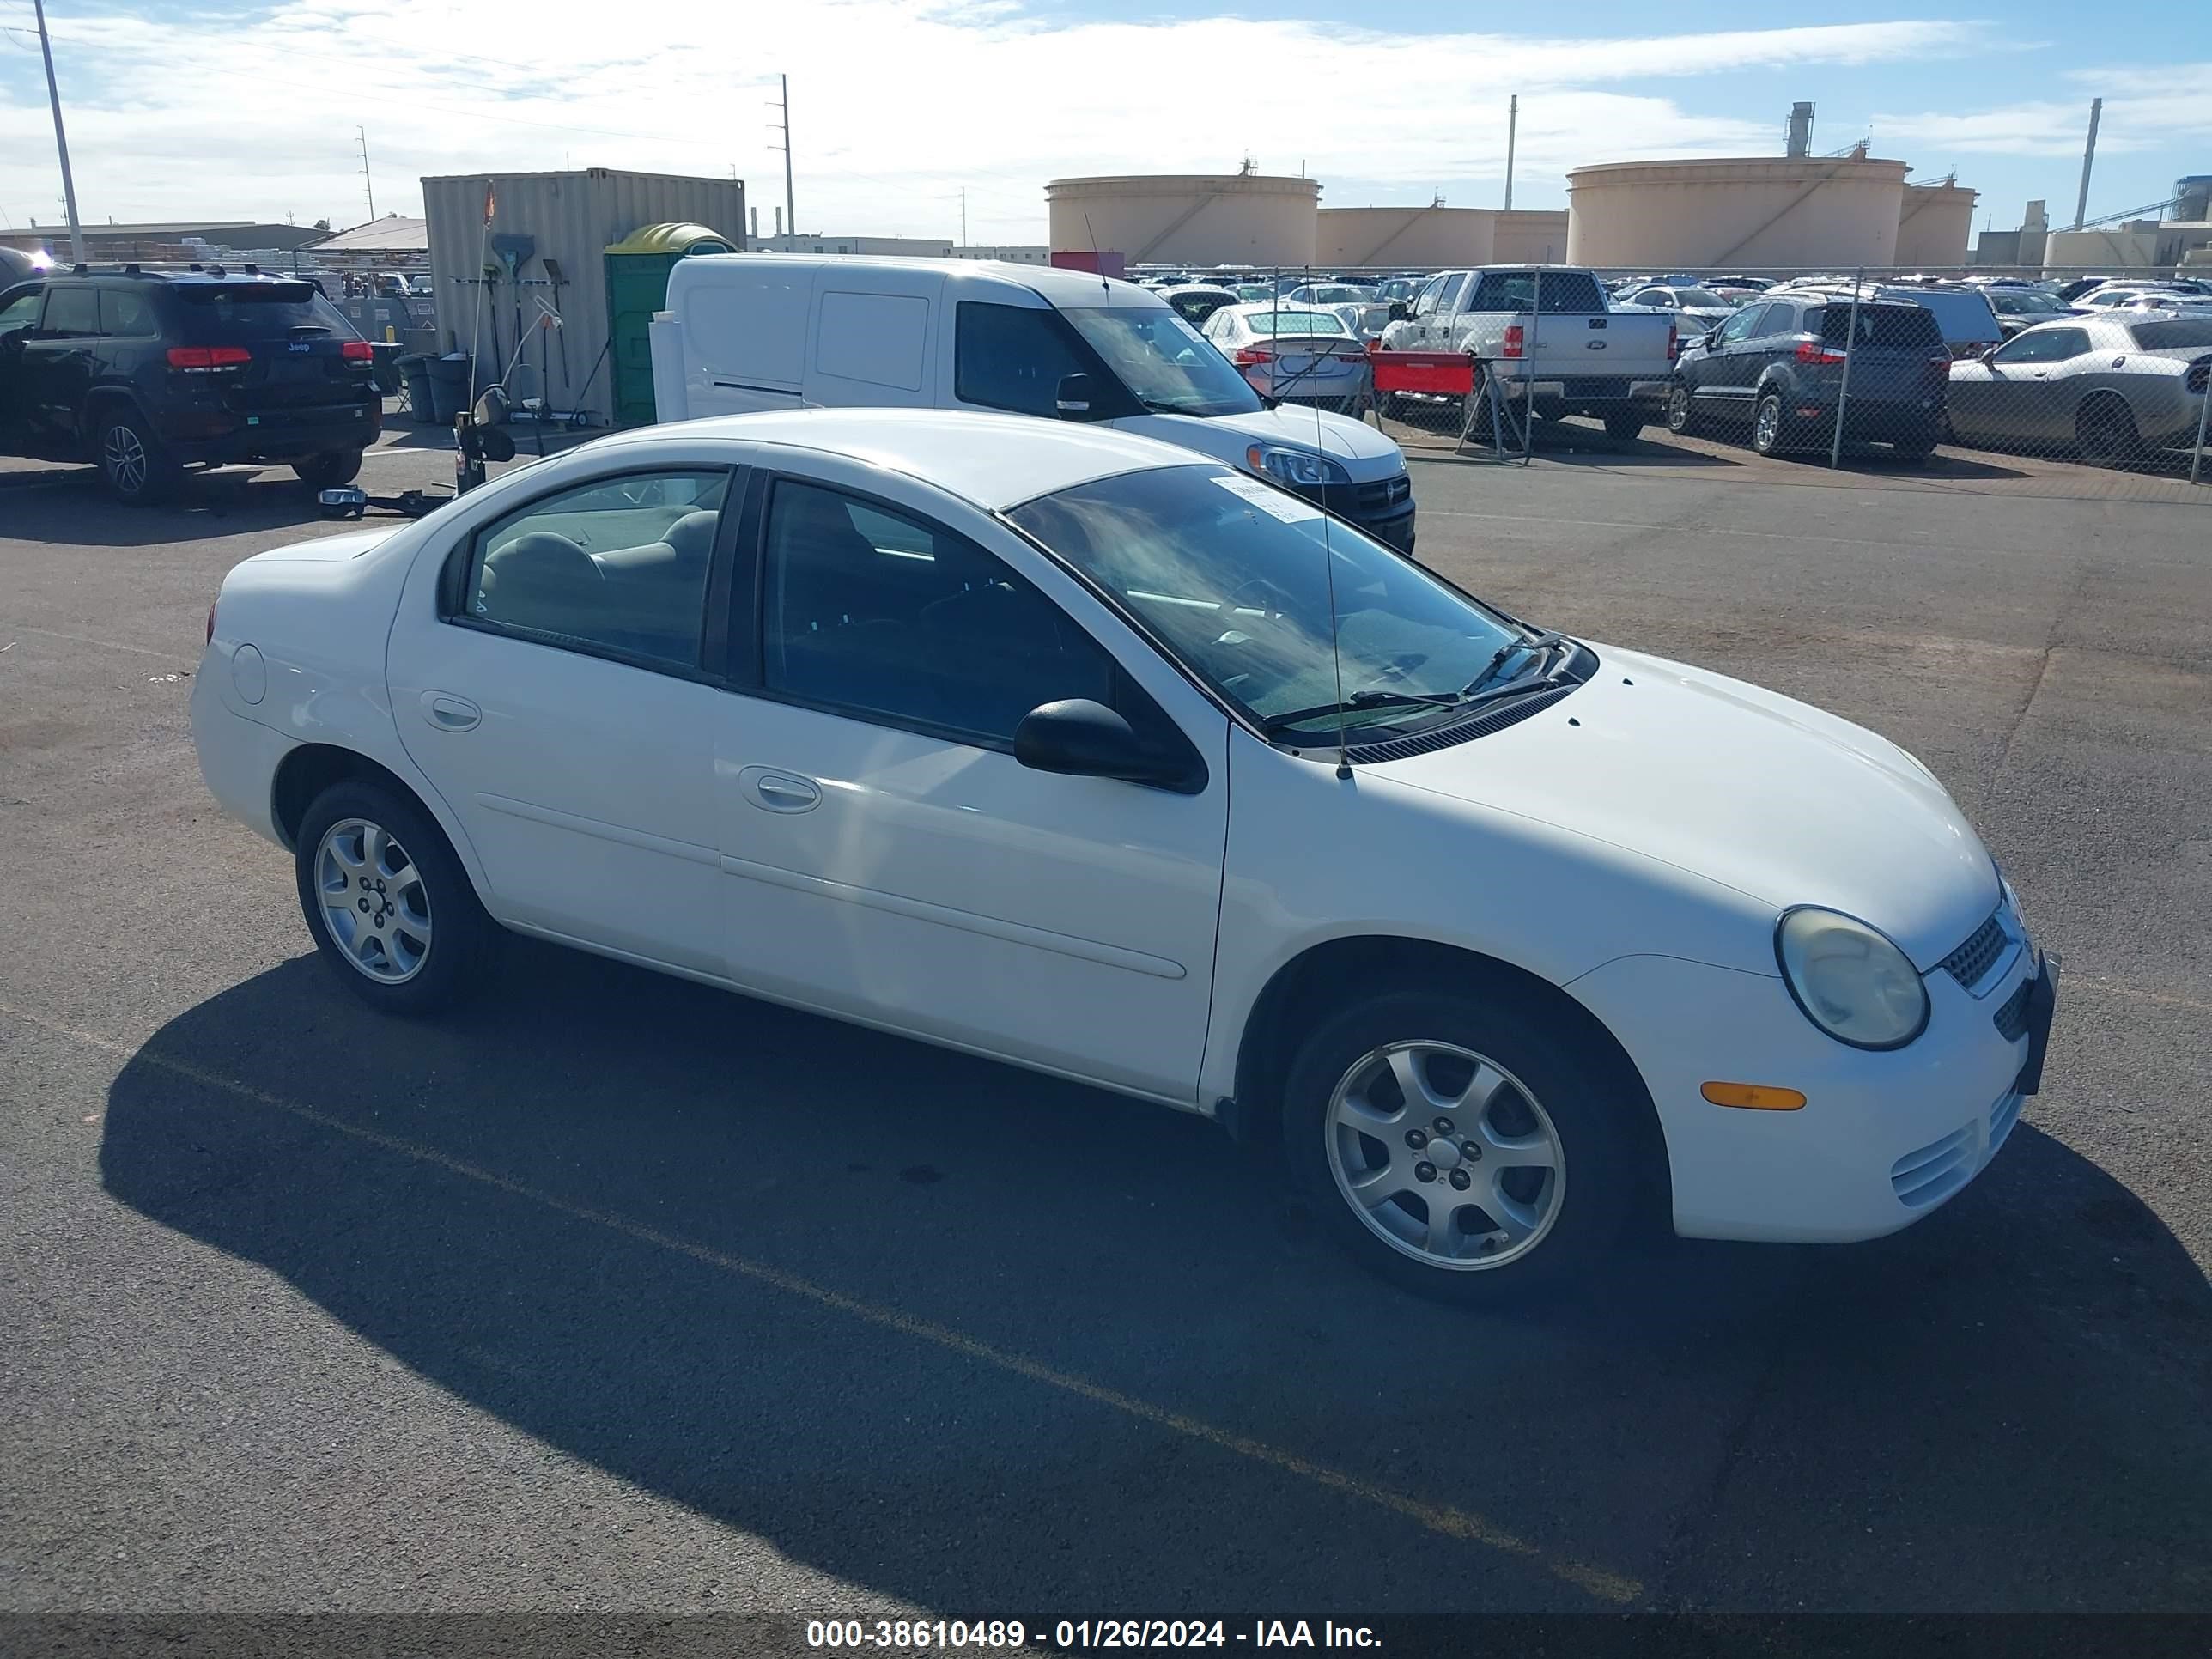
[1282, 989, 1638, 1304]
[294, 448, 365, 489]
[96, 409, 179, 505]
[295, 779, 493, 1015]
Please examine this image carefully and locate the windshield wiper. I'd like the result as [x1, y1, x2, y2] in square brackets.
[1462, 629, 1566, 698]
[1259, 689, 1462, 736]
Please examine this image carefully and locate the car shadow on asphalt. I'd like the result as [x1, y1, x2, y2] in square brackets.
[100, 944, 2212, 1612]
[2, 467, 368, 545]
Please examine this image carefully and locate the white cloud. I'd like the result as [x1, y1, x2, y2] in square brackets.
[1874, 63, 2212, 163]
[0, 2, 1992, 240]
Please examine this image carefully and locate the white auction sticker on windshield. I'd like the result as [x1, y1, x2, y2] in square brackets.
[1212, 472, 1323, 522]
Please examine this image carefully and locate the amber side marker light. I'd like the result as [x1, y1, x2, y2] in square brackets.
[1701, 1082, 1808, 1111]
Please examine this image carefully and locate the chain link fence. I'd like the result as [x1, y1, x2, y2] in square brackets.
[1147, 263, 2212, 503]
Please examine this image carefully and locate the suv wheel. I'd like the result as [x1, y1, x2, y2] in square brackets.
[294, 449, 366, 489]
[1751, 392, 1791, 457]
[96, 410, 179, 505]
[1664, 383, 1698, 435]
[1282, 989, 1636, 1304]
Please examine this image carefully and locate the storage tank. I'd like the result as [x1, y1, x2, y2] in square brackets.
[1894, 181, 1978, 269]
[1565, 157, 1910, 270]
[1316, 206, 1492, 268]
[1046, 174, 1317, 268]
[2041, 228, 2160, 271]
[1491, 210, 1569, 265]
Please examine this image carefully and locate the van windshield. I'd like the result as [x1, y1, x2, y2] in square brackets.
[1060, 307, 1262, 418]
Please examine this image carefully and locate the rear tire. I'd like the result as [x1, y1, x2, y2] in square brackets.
[294, 449, 365, 489]
[1892, 433, 1937, 463]
[1282, 988, 1638, 1305]
[2075, 395, 2144, 466]
[1664, 383, 1699, 435]
[1751, 392, 1792, 457]
[295, 778, 494, 1016]
[95, 409, 179, 505]
[1603, 410, 1646, 442]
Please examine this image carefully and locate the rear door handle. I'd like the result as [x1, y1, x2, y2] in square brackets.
[421, 691, 481, 731]
[744, 768, 821, 811]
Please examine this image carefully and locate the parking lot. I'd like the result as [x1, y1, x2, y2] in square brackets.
[3, 419, 2209, 1621]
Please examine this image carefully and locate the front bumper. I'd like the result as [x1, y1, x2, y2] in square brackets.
[1568, 939, 2056, 1243]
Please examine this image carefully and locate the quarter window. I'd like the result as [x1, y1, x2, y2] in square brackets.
[761, 480, 1118, 747]
[461, 471, 729, 670]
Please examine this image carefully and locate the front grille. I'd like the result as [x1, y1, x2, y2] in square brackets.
[1989, 1088, 2023, 1152]
[1354, 473, 1413, 513]
[1940, 912, 2007, 989]
[1346, 684, 1573, 763]
[1992, 975, 2034, 1042]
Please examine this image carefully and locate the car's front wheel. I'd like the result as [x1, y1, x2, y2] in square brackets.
[294, 449, 365, 489]
[295, 778, 493, 1014]
[1283, 989, 1636, 1303]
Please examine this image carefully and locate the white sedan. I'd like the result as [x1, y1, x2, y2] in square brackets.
[191, 410, 2057, 1302]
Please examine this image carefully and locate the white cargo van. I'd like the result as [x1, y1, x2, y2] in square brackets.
[650, 256, 1417, 551]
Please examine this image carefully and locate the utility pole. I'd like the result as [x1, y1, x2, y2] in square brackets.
[32, 0, 85, 264]
[1504, 95, 1517, 211]
[960, 187, 968, 249]
[2072, 98, 2102, 231]
[777, 75, 797, 240]
[356, 126, 376, 222]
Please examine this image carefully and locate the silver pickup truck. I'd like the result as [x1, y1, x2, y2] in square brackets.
[1379, 266, 1679, 437]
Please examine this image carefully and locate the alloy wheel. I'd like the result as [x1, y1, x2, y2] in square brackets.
[1324, 1039, 1565, 1271]
[1667, 386, 1692, 433]
[102, 424, 147, 495]
[314, 817, 433, 983]
[1754, 398, 1781, 453]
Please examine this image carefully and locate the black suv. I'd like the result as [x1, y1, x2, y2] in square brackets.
[0, 266, 380, 503]
[1664, 294, 1949, 462]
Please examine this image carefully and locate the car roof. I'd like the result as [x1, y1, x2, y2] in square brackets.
[584, 408, 1216, 512]
[675, 252, 1156, 310]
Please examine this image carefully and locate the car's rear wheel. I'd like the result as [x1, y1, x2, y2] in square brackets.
[294, 449, 365, 489]
[1751, 392, 1792, 457]
[2075, 395, 2144, 466]
[1664, 383, 1699, 435]
[1603, 410, 1646, 441]
[96, 410, 179, 505]
[1283, 989, 1636, 1304]
[295, 778, 492, 1015]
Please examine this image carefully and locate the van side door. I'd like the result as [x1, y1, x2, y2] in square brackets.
[805, 265, 943, 409]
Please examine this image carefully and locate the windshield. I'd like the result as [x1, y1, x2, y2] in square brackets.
[1059, 306, 1261, 417]
[1007, 465, 1530, 738]
[173, 283, 357, 341]
[1244, 310, 1350, 338]
[1670, 288, 1729, 308]
[1991, 291, 2064, 314]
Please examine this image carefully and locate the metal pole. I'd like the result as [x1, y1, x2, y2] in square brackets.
[1504, 96, 1517, 212]
[32, 0, 86, 265]
[2190, 358, 2210, 487]
[357, 126, 376, 222]
[2072, 99, 2101, 231]
[1830, 270, 1862, 470]
[781, 74, 797, 240]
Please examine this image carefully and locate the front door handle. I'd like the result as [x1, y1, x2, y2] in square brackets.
[745, 769, 821, 812]
[421, 691, 481, 732]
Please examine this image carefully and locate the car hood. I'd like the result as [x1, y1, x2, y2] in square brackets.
[1370, 644, 1998, 969]
[1121, 406, 1404, 476]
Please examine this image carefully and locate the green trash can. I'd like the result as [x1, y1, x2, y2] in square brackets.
[604, 222, 736, 428]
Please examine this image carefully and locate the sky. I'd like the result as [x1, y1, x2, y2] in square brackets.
[1, 0, 2207, 247]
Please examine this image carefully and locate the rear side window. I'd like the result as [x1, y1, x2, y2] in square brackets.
[100, 288, 158, 337]
[955, 301, 1089, 418]
[2128, 319, 2212, 351]
[173, 283, 356, 342]
[40, 287, 100, 337]
[1820, 305, 1942, 349]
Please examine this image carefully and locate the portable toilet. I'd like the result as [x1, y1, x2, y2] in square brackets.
[605, 222, 737, 426]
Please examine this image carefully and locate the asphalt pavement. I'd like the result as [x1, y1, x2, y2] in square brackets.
[2, 421, 2209, 1622]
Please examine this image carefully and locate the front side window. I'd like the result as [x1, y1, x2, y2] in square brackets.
[763, 480, 1118, 747]
[1716, 305, 1766, 343]
[954, 301, 1096, 419]
[463, 471, 728, 670]
[1009, 465, 1526, 740]
[0, 287, 41, 339]
[1058, 306, 1261, 417]
[1993, 327, 2088, 364]
[1410, 276, 1449, 317]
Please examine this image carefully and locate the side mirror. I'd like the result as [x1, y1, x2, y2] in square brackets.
[1388, 301, 1410, 322]
[1055, 372, 1092, 418]
[1014, 699, 1203, 793]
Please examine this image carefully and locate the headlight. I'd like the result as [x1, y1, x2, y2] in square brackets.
[1246, 444, 1348, 488]
[1774, 907, 1929, 1051]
